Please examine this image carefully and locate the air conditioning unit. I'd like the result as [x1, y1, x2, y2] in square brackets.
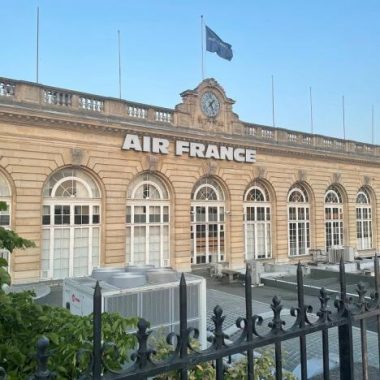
[328, 248, 344, 263]
[328, 247, 355, 263]
[63, 268, 207, 348]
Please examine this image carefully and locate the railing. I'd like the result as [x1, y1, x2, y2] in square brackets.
[1, 76, 379, 156]
[0, 81, 15, 96]
[2, 255, 380, 379]
[44, 89, 72, 106]
[0, 77, 174, 125]
[243, 124, 379, 157]
[80, 97, 104, 112]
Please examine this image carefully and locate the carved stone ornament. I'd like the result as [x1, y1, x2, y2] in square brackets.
[333, 172, 341, 183]
[364, 176, 371, 186]
[298, 169, 307, 182]
[204, 160, 218, 176]
[256, 166, 267, 179]
[145, 154, 160, 172]
[71, 148, 84, 165]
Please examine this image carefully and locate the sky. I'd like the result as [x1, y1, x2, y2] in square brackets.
[1, 1, 380, 144]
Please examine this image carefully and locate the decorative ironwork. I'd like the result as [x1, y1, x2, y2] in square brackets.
[2, 254, 380, 379]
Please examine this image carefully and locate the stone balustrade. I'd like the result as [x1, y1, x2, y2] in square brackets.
[0, 77, 173, 126]
[244, 124, 378, 157]
[0, 76, 378, 157]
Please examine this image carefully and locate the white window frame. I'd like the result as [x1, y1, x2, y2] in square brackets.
[41, 172, 101, 280]
[287, 187, 310, 257]
[325, 188, 344, 250]
[0, 173, 11, 272]
[356, 190, 373, 250]
[243, 186, 272, 260]
[126, 178, 170, 268]
[191, 182, 226, 264]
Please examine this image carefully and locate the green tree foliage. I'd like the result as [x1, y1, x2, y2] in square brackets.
[0, 201, 35, 286]
[0, 290, 138, 379]
[152, 336, 297, 380]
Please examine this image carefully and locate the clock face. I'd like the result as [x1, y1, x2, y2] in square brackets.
[201, 91, 220, 117]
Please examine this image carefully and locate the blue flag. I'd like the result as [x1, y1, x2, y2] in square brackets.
[205, 25, 233, 61]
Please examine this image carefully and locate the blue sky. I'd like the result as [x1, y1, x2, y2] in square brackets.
[1, 1, 380, 143]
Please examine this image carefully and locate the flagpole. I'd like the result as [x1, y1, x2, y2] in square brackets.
[36, 6, 39, 83]
[342, 95, 346, 140]
[201, 15, 204, 80]
[271, 75, 275, 128]
[372, 105, 375, 144]
[309, 87, 314, 134]
[118, 30, 122, 99]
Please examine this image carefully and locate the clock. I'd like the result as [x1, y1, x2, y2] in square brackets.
[201, 91, 220, 117]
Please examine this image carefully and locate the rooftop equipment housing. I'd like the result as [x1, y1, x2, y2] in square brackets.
[63, 267, 207, 347]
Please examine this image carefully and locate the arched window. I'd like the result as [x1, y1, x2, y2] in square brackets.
[244, 185, 271, 260]
[325, 186, 344, 250]
[356, 188, 372, 250]
[0, 172, 11, 270]
[41, 168, 101, 279]
[288, 185, 310, 256]
[0, 173, 11, 229]
[126, 174, 170, 267]
[191, 177, 225, 264]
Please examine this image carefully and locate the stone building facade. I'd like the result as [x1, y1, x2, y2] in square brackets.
[0, 77, 378, 283]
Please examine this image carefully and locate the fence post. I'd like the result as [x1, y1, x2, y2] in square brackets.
[179, 273, 188, 380]
[245, 264, 254, 380]
[93, 281, 102, 379]
[338, 256, 354, 380]
[297, 262, 307, 380]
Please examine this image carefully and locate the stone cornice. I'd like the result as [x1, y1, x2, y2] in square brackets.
[1, 103, 380, 167]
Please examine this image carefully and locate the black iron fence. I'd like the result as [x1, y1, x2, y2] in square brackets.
[2, 256, 380, 379]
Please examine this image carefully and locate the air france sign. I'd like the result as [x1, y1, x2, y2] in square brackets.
[122, 134, 256, 163]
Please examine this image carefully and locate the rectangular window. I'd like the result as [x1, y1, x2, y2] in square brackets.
[134, 206, 146, 223]
[196, 207, 206, 222]
[0, 202, 10, 226]
[126, 206, 131, 223]
[42, 205, 50, 225]
[257, 207, 265, 221]
[208, 207, 218, 222]
[74, 205, 89, 225]
[54, 205, 70, 225]
[163, 206, 169, 222]
[246, 207, 255, 222]
[149, 206, 161, 223]
[93, 205, 100, 224]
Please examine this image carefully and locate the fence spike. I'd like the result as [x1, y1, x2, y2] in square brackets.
[339, 254, 347, 303]
[93, 281, 102, 379]
[31, 336, 55, 379]
[245, 263, 254, 380]
[179, 273, 188, 379]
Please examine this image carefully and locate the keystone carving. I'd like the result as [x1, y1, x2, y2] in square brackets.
[333, 172, 341, 183]
[71, 148, 84, 165]
[363, 176, 371, 185]
[256, 166, 267, 179]
[204, 160, 218, 176]
[298, 169, 307, 182]
[145, 154, 160, 172]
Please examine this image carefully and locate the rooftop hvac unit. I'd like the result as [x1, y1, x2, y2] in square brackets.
[328, 247, 355, 263]
[63, 267, 207, 348]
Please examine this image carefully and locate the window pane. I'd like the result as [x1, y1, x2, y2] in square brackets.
[134, 206, 146, 223]
[149, 206, 161, 223]
[196, 207, 206, 222]
[257, 207, 265, 221]
[163, 206, 169, 222]
[289, 207, 296, 221]
[246, 207, 255, 221]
